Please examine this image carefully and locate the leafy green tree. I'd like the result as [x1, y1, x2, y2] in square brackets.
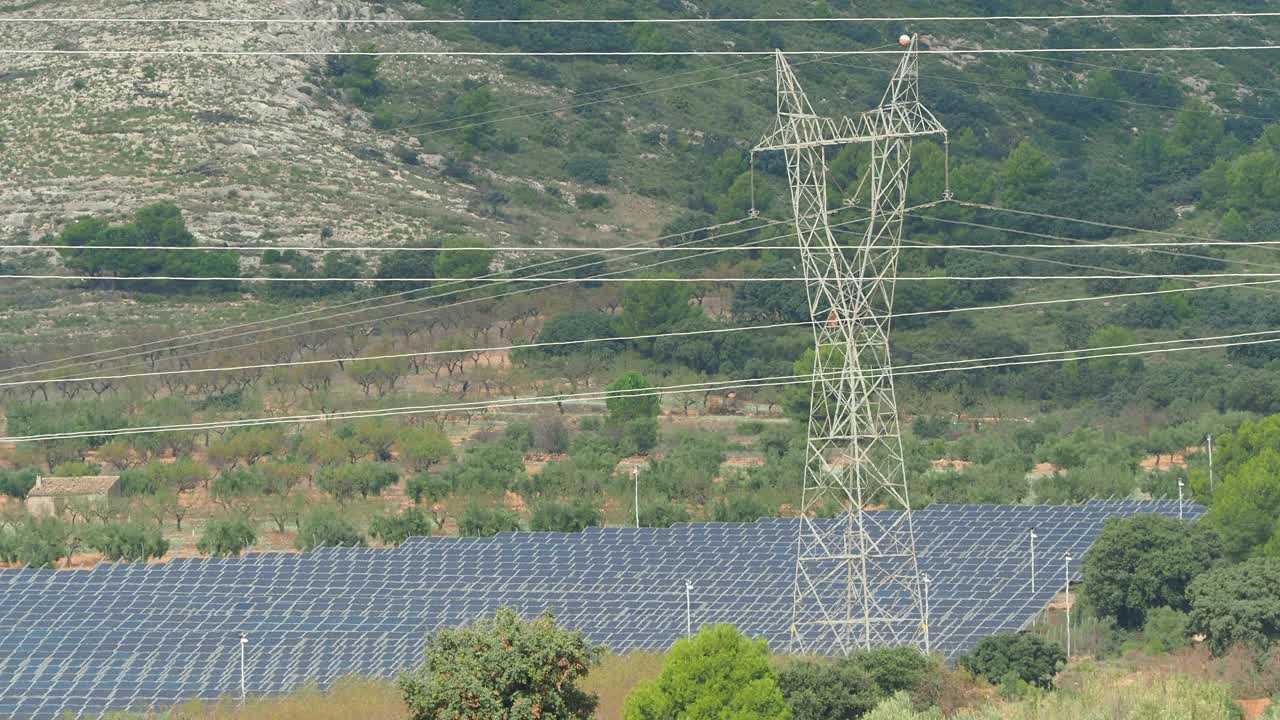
[1142, 607, 1190, 654]
[623, 624, 791, 720]
[406, 472, 452, 507]
[959, 633, 1065, 689]
[398, 607, 602, 720]
[296, 506, 366, 550]
[615, 281, 698, 339]
[209, 468, 267, 509]
[1082, 514, 1220, 628]
[732, 260, 809, 323]
[0, 467, 38, 499]
[398, 426, 453, 472]
[711, 495, 770, 523]
[56, 203, 239, 294]
[640, 501, 691, 529]
[1207, 447, 1280, 560]
[531, 311, 621, 356]
[86, 521, 168, 562]
[1188, 557, 1280, 655]
[317, 463, 399, 501]
[530, 499, 601, 533]
[375, 245, 438, 290]
[458, 504, 522, 537]
[441, 441, 526, 492]
[606, 372, 661, 453]
[325, 42, 386, 106]
[433, 237, 493, 287]
[13, 517, 73, 568]
[196, 515, 256, 557]
[999, 140, 1053, 204]
[369, 507, 436, 546]
[777, 659, 881, 720]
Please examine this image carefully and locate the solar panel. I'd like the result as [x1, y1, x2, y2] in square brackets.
[0, 501, 1202, 718]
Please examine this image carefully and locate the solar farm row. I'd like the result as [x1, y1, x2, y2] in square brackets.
[0, 499, 1201, 719]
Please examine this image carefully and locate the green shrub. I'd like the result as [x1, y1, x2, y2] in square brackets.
[530, 500, 601, 533]
[623, 624, 790, 720]
[197, 515, 256, 557]
[86, 521, 168, 562]
[458, 504, 522, 537]
[959, 633, 1065, 689]
[369, 507, 435, 546]
[399, 608, 602, 720]
[1142, 607, 1190, 654]
[296, 506, 365, 550]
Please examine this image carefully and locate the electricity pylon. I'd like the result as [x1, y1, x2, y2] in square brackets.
[753, 36, 947, 655]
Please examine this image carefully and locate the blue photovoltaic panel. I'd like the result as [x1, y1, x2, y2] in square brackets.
[0, 500, 1201, 719]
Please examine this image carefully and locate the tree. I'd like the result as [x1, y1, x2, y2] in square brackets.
[296, 506, 365, 550]
[196, 515, 256, 557]
[369, 507, 436, 546]
[606, 372, 661, 453]
[959, 633, 1065, 689]
[398, 607, 602, 720]
[1000, 140, 1053, 204]
[209, 468, 266, 510]
[640, 501, 691, 529]
[325, 42, 385, 106]
[615, 281, 698, 339]
[458, 504, 522, 537]
[531, 311, 621, 357]
[1207, 447, 1280, 560]
[1081, 514, 1221, 629]
[0, 467, 38, 499]
[1188, 557, 1280, 656]
[398, 427, 453, 472]
[623, 624, 791, 720]
[86, 521, 168, 562]
[777, 659, 881, 720]
[12, 516, 73, 569]
[711, 495, 770, 523]
[433, 237, 493, 286]
[530, 500, 601, 533]
[317, 463, 399, 502]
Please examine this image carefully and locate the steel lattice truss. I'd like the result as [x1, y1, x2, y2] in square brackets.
[0, 501, 1200, 719]
[754, 38, 948, 655]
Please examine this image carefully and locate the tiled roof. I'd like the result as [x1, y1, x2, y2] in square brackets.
[26, 476, 120, 498]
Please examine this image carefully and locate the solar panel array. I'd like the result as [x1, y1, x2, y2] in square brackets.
[0, 499, 1200, 719]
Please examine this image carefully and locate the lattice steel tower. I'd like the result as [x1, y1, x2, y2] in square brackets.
[753, 36, 948, 655]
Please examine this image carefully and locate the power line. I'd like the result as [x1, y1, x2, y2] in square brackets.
[1019, 53, 1280, 98]
[0, 213, 791, 380]
[16, 275, 1280, 388]
[6, 45, 1280, 58]
[20, 271, 1280, 284]
[6, 329, 1275, 443]
[825, 57, 1278, 122]
[2, 213, 849, 382]
[4, 12, 1278, 24]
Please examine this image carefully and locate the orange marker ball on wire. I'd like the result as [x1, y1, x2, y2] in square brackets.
[899, 34, 912, 47]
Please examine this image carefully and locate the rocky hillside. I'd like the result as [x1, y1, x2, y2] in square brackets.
[0, 0, 668, 249]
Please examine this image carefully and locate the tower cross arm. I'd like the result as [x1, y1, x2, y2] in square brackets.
[754, 104, 945, 153]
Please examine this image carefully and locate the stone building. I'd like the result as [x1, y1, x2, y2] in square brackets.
[24, 475, 121, 517]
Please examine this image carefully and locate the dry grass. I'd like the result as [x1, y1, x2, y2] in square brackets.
[103, 678, 405, 720]
[581, 652, 666, 720]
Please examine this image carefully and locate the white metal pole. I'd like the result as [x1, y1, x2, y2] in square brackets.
[633, 465, 640, 528]
[1207, 435, 1214, 494]
[1063, 554, 1071, 659]
[922, 574, 931, 655]
[685, 579, 693, 637]
[1030, 530, 1037, 593]
[1178, 479, 1184, 520]
[239, 634, 247, 704]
